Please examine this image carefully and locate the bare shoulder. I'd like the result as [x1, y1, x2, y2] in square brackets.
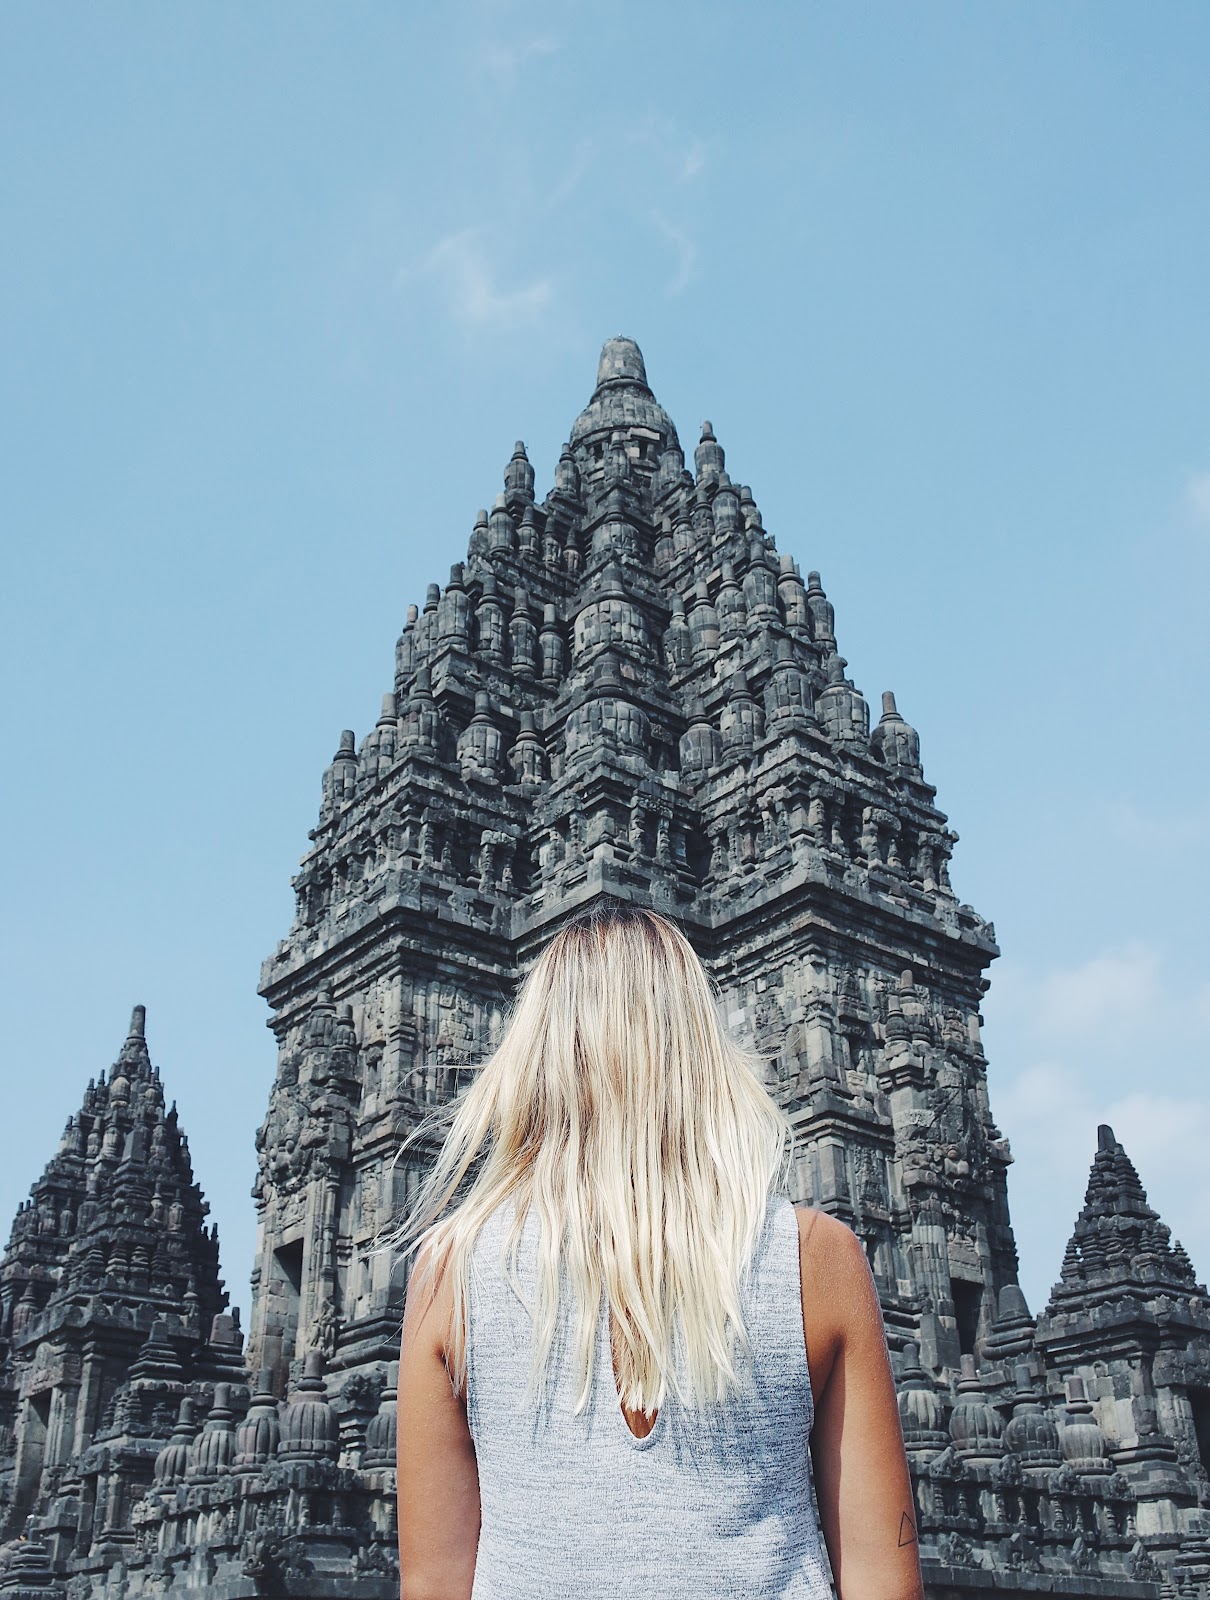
[401, 1235, 456, 1358]
[793, 1202, 869, 1277]
[793, 1204, 882, 1394]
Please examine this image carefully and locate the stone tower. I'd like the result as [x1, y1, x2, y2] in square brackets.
[251, 335, 1012, 1397]
[1, 339, 1207, 1598]
[0, 1007, 243, 1555]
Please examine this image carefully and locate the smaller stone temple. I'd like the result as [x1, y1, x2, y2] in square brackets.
[0, 1010, 245, 1570]
[0, 1011, 398, 1598]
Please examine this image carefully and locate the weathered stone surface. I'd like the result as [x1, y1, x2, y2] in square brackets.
[1, 340, 1207, 1597]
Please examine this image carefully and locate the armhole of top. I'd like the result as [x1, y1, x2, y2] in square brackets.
[790, 1200, 816, 1435]
[463, 1241, 478, 1436]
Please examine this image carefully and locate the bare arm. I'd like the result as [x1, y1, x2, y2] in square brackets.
[397, 1241, 480, 1600]
[797, 1206, 924, 1600]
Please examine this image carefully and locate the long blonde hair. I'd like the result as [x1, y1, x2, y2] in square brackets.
[391, 902, 796, 1417]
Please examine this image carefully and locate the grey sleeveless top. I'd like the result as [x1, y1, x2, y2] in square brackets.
[465, 1192, 834, 1599]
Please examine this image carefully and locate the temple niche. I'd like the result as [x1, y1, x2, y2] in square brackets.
[1, 340, 1207, 1599]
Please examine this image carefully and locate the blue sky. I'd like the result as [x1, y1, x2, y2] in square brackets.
[2, 1, 1207, 1319]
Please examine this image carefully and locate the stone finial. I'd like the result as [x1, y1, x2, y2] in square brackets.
[713, 473, 740, 535]
[977, 1280, 1038, 1368]
[765, 637, 816, 728]
[518, 504, 539, 556]
[1059, 1377, 1110, 1473]
[539, 603, 565, 684]
[720, 668, 763, 754]
[504, 440, 535, 509]
[564, 653, 650, 765]
[998, 1283, 1031, 1322]
[895, 1342, 948, 1453]
[596, 336, 647, 389]
[871, 690, 922, 777]
[233, 1367, 281, 1474]
[1003, 1364, 1061, 1467]
[321, 732, 358, 819]
[438, 566, 471, 646]
[554, 443, 579, 497]
[695, 420, 724, 484]
[130, 1318, 184, 1385]
[654, 442, 685, 500]
[362, 1361, 399, 1471]
[741, 490, 764, 532]
[472, 571, 507, 664]
[816, 654, 869, 746]
[114, 1001, 154, 1080]
[412, 666, 433, 699]
[395, 605, 420, 685]
[743, 535, 778, 619]
[468, 507, 491, 563]
[278, 1350, 339, 1463]
[663, 591, 693, 671]
[679, 696, 722, 778]
[457, 691, 503, 781]
[510, 585, 538, 678]
[153, 1396, 197, 1488]
[777, 555, 809, 630]
[687, 582, 720, 663]
[186, 1381, 237, 1482]
[604, 430, 630, 483]
[489, 498, 515, 556]
[716, 562, 746, 640]
[209, 1307, 242, 1350]
[508, 710, 548, 789]
[948, 1355, 1005, 1461]
[805, 569, 836, 645]
[654, 512, 676, 568]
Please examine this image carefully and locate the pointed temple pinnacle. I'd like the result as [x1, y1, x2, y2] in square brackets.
[128, 1004, 146, 1039]
[1097, 1123, 1116, 1153]
[595, 336, 648, 390]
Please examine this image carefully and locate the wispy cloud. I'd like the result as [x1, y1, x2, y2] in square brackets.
[534, 116, 709, 296]
[1101, 797, 1210, 855]
[546, 139, 596, 209]
[480, 33, 560, 83]
[1033, 943, 1159, 1034]
[1184, 469, 1210, 527]
[651, 212, 697, 297]
[680, 140, 707, 181]
[998, 1068, 1210, 1300]
[544, 119, 709, 212]
[986, 941, 1210, 1308]
[623, 114, 713, 186]
[408, 229, 552, 331]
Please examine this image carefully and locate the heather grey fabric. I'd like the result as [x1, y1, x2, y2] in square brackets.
[465, 1192, 834, 1598]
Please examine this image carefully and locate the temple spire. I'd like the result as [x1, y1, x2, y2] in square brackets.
[1046, 1124, 1204, 1312]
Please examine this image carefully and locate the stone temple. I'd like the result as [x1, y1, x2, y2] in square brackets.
[2, 338, 1209, 1599]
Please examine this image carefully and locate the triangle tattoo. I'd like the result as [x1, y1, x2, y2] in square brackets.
[898, 1511, 918, 1548]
